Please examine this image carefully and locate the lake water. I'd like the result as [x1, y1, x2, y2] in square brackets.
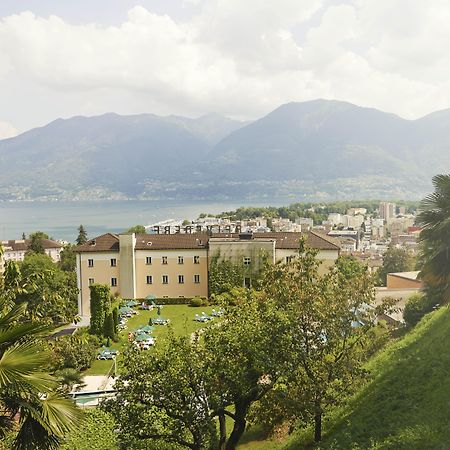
[0, 200, 287, 242]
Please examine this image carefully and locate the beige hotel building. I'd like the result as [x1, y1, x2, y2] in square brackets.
[75, 231, 340, 319]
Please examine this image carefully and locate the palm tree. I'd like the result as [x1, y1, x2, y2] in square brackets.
[0, 245, 80, 449]
[418, 174, 450, 302]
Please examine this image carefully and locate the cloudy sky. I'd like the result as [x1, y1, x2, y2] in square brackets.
[1, 0, 450, 138]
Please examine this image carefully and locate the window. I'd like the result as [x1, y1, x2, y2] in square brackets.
[110, 258, 117, 267]
[162, 256, 168, 265]
[111, 278, 117, 287]
[244, 277, 251, 288]
[162, 275, 169, 284]
[146, 275, 153, 284]
[243, 257, 251, 266]
[286, 256, 293, 264]
[88, 278, 95, 286]
[146, 256, 152, 265]
[178, 256, 184, 264]
[88, 259, 94, 267]
[178, 275, 184, 284]
[194, 256, 200, 264]
[194, 274, 200, 284]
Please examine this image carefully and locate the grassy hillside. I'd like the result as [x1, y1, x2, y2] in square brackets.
[284, 307, 450, 449]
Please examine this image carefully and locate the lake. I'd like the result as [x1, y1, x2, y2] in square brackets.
[0, 199, 287, 242]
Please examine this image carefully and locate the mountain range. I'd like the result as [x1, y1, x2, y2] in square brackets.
[1, 99, 449, 202]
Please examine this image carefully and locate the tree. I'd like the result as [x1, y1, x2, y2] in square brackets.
[126, 225, 146, 234]
[377, 246, 415, 286]
[258, 240, 381, 442]
[76, 225, 88, 246]
[49, 333, 99, 372]
[203, 290, 285, 449]
[107, 242, 381, 448]
[89, 284, 111, 336]
[17, 253, 78, 325]
[27, 231, 49, 255]
[403, 293, 436, 327]
[61, 410, 118, 450]
[0, 297, 80, 449]
[108, 335, 217, 450]
[418, 174, 450, 302]
[59, 244, 76, 272]
[103, 313, 116, 341]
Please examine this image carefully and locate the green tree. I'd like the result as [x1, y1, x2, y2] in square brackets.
[59, 244, 76, 272]
[208, 256, 245, 295]
[89, 284, 111, 336]
[108, 335, 217, 450]
[377, 246, 415, 286]
[61, 409, 118, 450]
[258, 240, 382, 442]
[17, 253, 78, 325]
[27, 231, 49, 255]
[0, 297, 80, 449]
[418, 174, 450, 302]
[49, 333, 99, 372]
[103, 313, 116, 341]
[126, 225, 146, 234]
[76, 225, 88, 246]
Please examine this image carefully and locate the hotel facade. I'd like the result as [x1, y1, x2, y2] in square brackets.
[75, 231, 340, 319]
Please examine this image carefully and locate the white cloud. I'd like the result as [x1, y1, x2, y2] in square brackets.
[0, 120, 17, 139]
[1, 1, 450, 131]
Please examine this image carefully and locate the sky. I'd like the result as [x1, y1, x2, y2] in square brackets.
[1, 0, 450, 138]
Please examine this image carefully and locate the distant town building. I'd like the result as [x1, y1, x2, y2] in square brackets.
[386, 271, 422, 289]
[347, 207, 367, 216]
[379, 202, 396, 221]
[1, 239, 63, 264]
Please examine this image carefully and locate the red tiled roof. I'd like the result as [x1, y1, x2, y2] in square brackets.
[1, 239, 63, 252]
[75, 233, 119, 252]
[134, 233, 209, 250]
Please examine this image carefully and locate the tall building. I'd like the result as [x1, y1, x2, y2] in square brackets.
[75, 231, 340, 320]
[379, 202, 396, 221]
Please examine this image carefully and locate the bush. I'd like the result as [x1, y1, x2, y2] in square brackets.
[61, 409, 118, 450]
[137, 297, 192, 305]
[403, 293, 437, 327]
[50, 332, 99, 372]
[189, 297, 203, 307]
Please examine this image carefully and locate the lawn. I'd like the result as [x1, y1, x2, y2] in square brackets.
[85, 304, 216, 375]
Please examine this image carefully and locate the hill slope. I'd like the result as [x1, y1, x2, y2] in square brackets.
[285, 307, 450, 449]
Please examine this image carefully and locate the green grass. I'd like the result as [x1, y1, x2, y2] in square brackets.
[85, 305, 215, 375]
[284, 307, 450, 449]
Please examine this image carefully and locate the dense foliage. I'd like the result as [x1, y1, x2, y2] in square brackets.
[49, 332, 99, 372]
[107, 241, 385, 448]
[89, 284, 111, 336]
[60, 409, 118, 450]
[0, 288, 80, 449]
[418, 174, 450, 303]
[403, 293, 436, 327]
[377, 246, 415, 286]
[9, 253, 78, 325]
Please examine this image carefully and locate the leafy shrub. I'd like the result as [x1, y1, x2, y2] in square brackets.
[50, 332, 99, 371]
[138, 297, 191, 305]
[61, 409, 118, 450]
[189, 296, 203, 307]
[403, 293, 437, 327]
